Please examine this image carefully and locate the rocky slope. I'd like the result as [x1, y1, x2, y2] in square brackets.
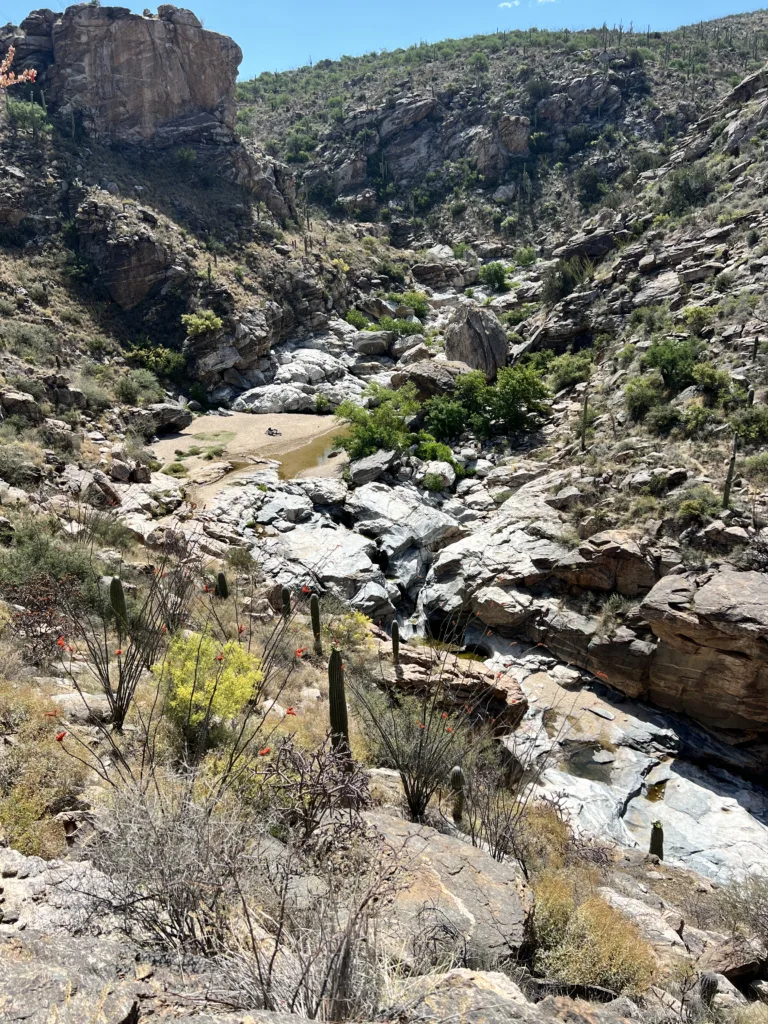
[1, 5, 768, 1021]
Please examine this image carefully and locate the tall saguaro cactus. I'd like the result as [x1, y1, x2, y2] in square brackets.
[281, 586, 291, 619]
[649, 820, 664, 860]
[328, 649, 349, 754]
[391, 621, 400, 666]
[216, 572, 229, 600]
[449, 765, 465, 823]
[110, 577, 128, 640]
[310, 594, 322, 655]
[722, 433, 738, 509]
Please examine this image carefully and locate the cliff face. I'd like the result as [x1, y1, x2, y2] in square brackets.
[6, 5, 242, 144]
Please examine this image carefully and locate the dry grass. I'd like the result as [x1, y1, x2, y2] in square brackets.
[533, 867, 655, 995]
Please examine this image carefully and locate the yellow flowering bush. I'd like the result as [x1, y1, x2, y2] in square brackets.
[156, 633, 262, 745]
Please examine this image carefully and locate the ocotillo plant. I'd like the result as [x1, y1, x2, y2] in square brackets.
[449, 765, 465, 822]
[391, 620, 400, 665]
[328, 648, 349, 754]
[649, 820, 664, 860]
[216, 571, 229, 600]
[281, 586, 291, 619]
[110, 577, 128, 639]
[310, 594, 322, 655]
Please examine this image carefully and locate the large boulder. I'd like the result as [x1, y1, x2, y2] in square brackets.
[498, 114, 531, 154]
[554, 530, 659, 597]
[640, 570, 768, 732]
[391, 359, 471, 400]
[0, 389, 43, 424]
[444, 306, 508, 381]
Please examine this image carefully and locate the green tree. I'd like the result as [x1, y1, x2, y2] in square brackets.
[335, 383, 419, 459]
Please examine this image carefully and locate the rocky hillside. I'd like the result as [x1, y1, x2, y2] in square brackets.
[0, 5, 768, 1023]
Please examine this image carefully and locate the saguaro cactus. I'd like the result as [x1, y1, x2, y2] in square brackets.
[722, 433, 738, 509]
[449, 765, 465, 823]
[392, 621, 400, 665]
[281, 586, 291, 619]
[328, 649, 349, 754]
[310, 594, 322, 655]
[216, 572, 229, 600]
[110, 577, 128, 637]
[649, 820, 664, 860]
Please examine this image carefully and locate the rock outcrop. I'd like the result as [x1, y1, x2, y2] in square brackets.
[7, 5, 241, 144]
[641, 570, 768, 732]
[444, 305, 508, 381]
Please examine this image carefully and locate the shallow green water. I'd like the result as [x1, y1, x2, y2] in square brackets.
[277, 428, 348, 480]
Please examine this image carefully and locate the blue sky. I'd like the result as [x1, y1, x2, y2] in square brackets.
[0, 0, 763, 78]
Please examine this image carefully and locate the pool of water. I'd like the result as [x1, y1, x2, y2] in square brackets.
[277, 427, 348, 480]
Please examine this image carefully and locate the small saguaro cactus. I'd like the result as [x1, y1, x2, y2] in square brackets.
[110, 577, 128, 637]
[328, 649, 349, 754]
[391, 620, 400, 665]
[449, 765, 465, 823]
[310, 594, 322, 655]
[579, 388, 589, 453]
[649, 819, 664, 860]
[216, 571, 229, 601]
[281, 586, 291, 619]
[722, 433, 738, 509]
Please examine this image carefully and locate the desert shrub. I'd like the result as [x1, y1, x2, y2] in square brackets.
[335, 382, 418, 460]
[392, 290, 430, 319]
[719, 873, 768, 948]
[624, 373, 664, 420]
[682, 403, 717, 437]
[345, 308, 369, 329]
[424, 395, 467, 441]
[478, 262, 508, 293]
[669, 484, 721, 524]
[548, 350, 592, 392]
[376, 258, 406, 284]
[691, 362, 732, 406]
[541, 257, 592, 304]
[534, 870, 655, 995]
[730, 406, 768, 445]
[128, 344, 187, 381]
[374, 315, 422, 337]
[156, 632, 262, 757]
[574, 166, 602, 206]
[322, 610, 374, 653]
[492, 364, 549, 432]
[416, 436, 454, 463]
[742, 452, 768, 484]
[0, 521, 97, 589]
[0, 683, 85, 857]
[181, 310, 223, 337]
[646, 403, 682, 436]
[0, 438, 42, 487]
[114, 368, 164, 406]
[681, 305, 715, 336]
[5, 98, 51, 138]
[515, 245, 536, 266]
[643, 337, 703, 393]
[422, 472, 446, 492]
[662, 165, 714, 215]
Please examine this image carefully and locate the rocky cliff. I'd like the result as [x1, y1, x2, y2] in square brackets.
[4, 4, 241, 144]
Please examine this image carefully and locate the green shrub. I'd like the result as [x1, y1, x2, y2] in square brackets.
[345, 308, 369, 330]
[129, 343, 187, 382]
[376, 259, 406, 284]
[479, 262, 508, 293]
[491, 364, 549, 433]
[742, 452, 768, 484]
[6, 98, 51, 139]
[642, 337, 703, 393]
[422, 472, 447, 492]
[682, 403, 717, 437]
[574, 166, 602, 206]
[672, 485, 721, 524]
[156, 633, 262, 753]
[416, 436, 454, 463]
[514, 246, 537, 266]
[424, 396, 467, 441]
[624, 373, 664, 420]
[663, 165, 714, 215]
[114, 369, 163, 407]
[548, 350, 592, 393]
[392, 290, 430, 320]
[541, 258, 592, 305]
[646, 403, 682, 436]
[374, 316, 422, 337]
[681, 306, 715, 336]
[692, 362, 731, 405]
[335, 382, 419, 460]
[730, 406, 768, 445]
[181, 310, 223, 338]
